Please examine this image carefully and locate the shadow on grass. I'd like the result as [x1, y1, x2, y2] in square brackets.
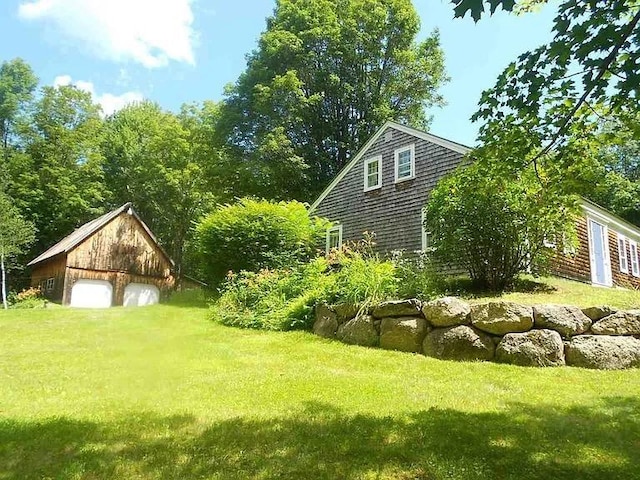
[443, 275, 558, 300]
[1, 397, 638, 479]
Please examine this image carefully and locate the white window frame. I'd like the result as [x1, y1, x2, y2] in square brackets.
[394, 144, 415, 183]
[45, 278, 55, 292]
[363, 156, 382, 192]
[630, 239, 639, 277]
[618, 234, 629, 273]
[421, 209, 432, 252]
[326, 225, 343, 254]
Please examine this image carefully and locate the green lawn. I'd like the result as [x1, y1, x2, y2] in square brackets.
[1, 291, 639, 479]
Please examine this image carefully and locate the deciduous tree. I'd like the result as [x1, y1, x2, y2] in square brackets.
[218, 0, 448, 200]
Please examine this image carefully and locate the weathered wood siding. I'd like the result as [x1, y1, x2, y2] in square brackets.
[67, 212, 172, 278]
[550, 217, 591, 284]
[552, 214, 640, 288]
[64, 267, 175, 307]
[30, 254, 67, 302]
[314, 126, 464, 253]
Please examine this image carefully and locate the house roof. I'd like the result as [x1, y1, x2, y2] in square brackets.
[580, 197, 640, 241]
[309, 120, 472, 212]
[28, 203, 174, 267]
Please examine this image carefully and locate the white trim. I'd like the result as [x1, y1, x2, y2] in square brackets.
[363, 155, 382, 191]
[394, 144, 415, 183]
[587, 217, 613, 287]
[581, 199, 640, 243]
[421, 208, 432, 252]
[630, 240, 639, 277]
[617, 234, 629, 274]
[325, 224, 343, 254]
[309, 121, 471, 212]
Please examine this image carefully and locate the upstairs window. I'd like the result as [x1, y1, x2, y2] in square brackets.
[326, 225, 343, 254]
[394, 144, 415, 183]
[618, 234, 628, 273]
[363, 156, 382, 191]
[630, 240, 639, 277]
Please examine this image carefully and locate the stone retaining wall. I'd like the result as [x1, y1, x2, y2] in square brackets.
[312, 298, 640, 370]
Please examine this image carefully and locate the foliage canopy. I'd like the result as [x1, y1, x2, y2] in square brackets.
[217, 0, 448, 200]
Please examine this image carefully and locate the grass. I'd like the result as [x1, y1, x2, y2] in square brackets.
[0, 286, 639, 479]
[451, 275, 640, 309]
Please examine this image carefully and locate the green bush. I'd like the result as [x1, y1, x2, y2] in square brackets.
[392, 250, 446, 300]
[8, 287, 46, 309]
[195, 198, 330, 287]
[210, 244, 399, 331]
[424, 163, 578, 291]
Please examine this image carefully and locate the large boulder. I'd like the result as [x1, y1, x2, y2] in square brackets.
[422, 325, 494, 361]
[332, 303, 361, 324]
[421, 297, 470, 327]
[379, 317, 428, 353]
[495, 329, 565, 367]
[372, 299, 421, 318]
[313, 304, 338, 338]
[565, 335, 640, 370]
[533, 304, 592, 337]
[470, 302, 533, 335]
[582, 305, 616, 322]
[591, 310, 640, 335]
[336, 314, 379, 347]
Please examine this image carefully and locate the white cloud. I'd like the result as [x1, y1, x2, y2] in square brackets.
[53, 75, 143, 116]
[19, 0, 196, 68]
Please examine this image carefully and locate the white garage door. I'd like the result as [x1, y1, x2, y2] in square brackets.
[124, 283, 160, 307]
[70, 279, 113, 308]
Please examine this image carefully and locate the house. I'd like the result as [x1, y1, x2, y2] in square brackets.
[310, 121, 640, 289]
[28, 203, 175, 307]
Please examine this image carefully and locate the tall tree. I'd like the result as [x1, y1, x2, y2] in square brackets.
[0, 191, 35, 309]
[102, 101, 215, 274]
[0, 58, 38, 165]
[218, 0, 448, 200]
[7, 85, 107, 256]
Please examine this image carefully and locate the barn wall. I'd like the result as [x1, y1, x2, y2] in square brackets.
[30, 254, 67, 302]
[67, 212, 172, 278]
[64, 267, 175, 306]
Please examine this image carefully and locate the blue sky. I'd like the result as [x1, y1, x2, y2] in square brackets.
[0, 0, 558, 146]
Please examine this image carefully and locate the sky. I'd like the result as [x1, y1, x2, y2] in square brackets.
[0, 0, 559, 146]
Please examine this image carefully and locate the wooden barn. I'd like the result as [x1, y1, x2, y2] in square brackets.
[28, 203, 175, 307]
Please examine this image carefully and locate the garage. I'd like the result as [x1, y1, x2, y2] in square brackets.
[123, 283, 160, 307]
[70, 279, 113, 308]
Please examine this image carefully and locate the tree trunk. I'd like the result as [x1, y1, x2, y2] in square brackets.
[1, 252, 7, 310]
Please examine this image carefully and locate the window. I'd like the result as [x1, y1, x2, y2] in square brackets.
[421, 209, 432, 251]
[45, 278, 55, 292]
[618, 234, 628, 273]
[326, 225, 343, 254]
[630, 240, 639, 277]
[394, 144, 415, 182]
[363, 156, 382, 191]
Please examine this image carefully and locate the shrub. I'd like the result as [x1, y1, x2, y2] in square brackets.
[211, 242, 398, 331]
[424, 163, 578, 292]
[195, 198, 330, 287]
[392, 250, 446, 300]
[9, 287, 46, 309]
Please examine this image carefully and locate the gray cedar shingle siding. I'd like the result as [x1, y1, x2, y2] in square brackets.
[314, 125, 465, 253]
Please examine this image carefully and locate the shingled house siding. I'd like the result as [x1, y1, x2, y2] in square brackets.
[314, 127, 464, 253]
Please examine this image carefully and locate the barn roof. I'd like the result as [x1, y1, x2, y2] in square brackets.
[28, 203, 174, 267]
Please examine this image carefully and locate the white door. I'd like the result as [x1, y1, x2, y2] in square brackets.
[123, 283, 160, 307]
[588, 219, 612, 286]
[70, 279, 113, 308]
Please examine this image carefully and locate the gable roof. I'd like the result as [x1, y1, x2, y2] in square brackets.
[28, 203, 174, 267]
[309, 120, 472, 212]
